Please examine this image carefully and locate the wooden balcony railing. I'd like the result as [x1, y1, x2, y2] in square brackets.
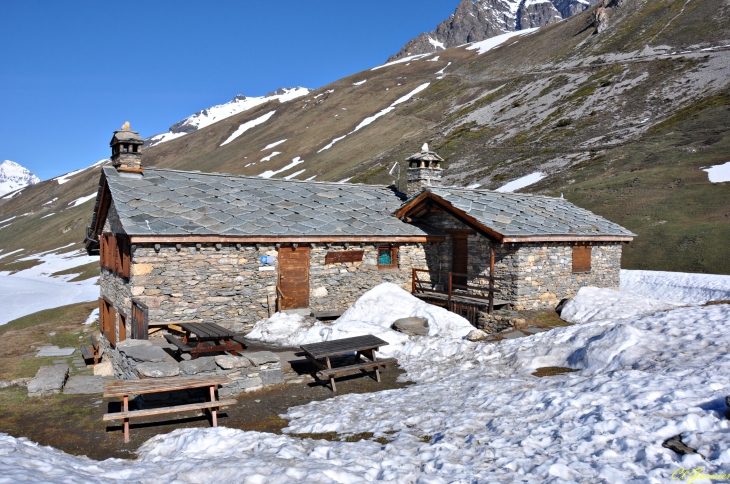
[412, 268, 501, 314]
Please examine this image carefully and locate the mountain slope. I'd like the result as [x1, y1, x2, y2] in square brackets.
[0, 0, 728, 274]
[0, 161, 40, 196]
[388, 0, 599, 61]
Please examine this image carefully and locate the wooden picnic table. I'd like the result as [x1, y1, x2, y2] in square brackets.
[165, 322, 245, 359]
[103, 376, 235, 443]
[299, 335, 397, 392]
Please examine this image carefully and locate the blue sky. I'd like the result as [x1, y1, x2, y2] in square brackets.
[0, 1, 457, 180]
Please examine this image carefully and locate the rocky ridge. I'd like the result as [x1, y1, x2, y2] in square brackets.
[0, 160, 40, 196]
[388, 0, 598, 61]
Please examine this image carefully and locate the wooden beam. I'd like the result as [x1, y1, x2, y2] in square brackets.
[129, 235, 445, 244]
[501, 235, 634, 243]
[91, 179, 110, 237]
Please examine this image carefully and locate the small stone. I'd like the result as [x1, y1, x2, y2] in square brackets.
[466, 329, 489, 342]
[245, 351, 280, 367]
[28, 365, 69, 397]
[136, 362, 180, 378]
[392, 317, 429, 336]
[94, 360, 114, 377]
[312, 286, 328, 298]
[215, 355, 250, 370]
[179, 356, 217, 375]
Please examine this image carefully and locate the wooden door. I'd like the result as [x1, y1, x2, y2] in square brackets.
[278, 245, 310, 310]
[452, 235, 468, 287]
[131, 299, 149, 340]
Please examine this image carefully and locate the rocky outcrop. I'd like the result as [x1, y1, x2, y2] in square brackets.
[392, 317, 430, 336]
[27, 364, 69, 397]
[388, 0, 599, 61]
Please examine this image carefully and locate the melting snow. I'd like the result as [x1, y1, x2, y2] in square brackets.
[466, 28, 539, 55]
[428, 37, 445, 50]
[318, 83, 430, 153]
[371, 53, 432, 71]
[495, 171, 546, 192]
[621, 269, 730, 304]
[67, 193, 97, 208]
[0, 248, 24, 260]
[426, 56, 440, 62]
[261, 139, 287, 151]
[435, 61, 452, 76]
[283, 169, 306, 180]
[260, 152, 281, 163]
[560, 286, 683, 324]
[258, 157, 305, 179]
[352, 80, 367, 86]
[0, 216, 16, 224]
[42, 198, 57, 206]
[220, 110, 276, 146]
[1, 188, 24, 200]
[53, 159, 108, 185]
[40, 213, 55, 219]
[702, 161, 730, 183]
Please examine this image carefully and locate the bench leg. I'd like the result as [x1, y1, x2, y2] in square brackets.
[123, 396, 130, 443]
[330, 376, 337, 392]
[375, 367, 381, 383]
[209, 386, 218, 427]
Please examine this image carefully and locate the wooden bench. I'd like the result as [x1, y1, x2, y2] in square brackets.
[80, 334, 100, 365]
[164, 334, 191, 356]
[299, 335, 397, 392]
[103, 376, 235, 442]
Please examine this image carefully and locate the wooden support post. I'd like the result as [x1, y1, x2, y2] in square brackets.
[326, 356, 336, 392]
[411, 268, 416, 294]
[123, 396, 129, 443]
[448, 273, 453, 301]
[489, 244, 495, 315]
[209, 386, 218, 427]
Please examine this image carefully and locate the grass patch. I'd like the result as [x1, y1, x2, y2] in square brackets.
[648, 92, 730, 134]
[556, 118, 573, 127]
[0, 259, 41, 274]
[51, 262, 100, 282]
[291, 431, 376, 442]
[538, 75, 569, 97]
[0, 301, 98, 335]
[532, 367, 579, 378]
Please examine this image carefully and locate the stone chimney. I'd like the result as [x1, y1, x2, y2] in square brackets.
[406, 143, 443, 196]
[110, 122, 144, 172]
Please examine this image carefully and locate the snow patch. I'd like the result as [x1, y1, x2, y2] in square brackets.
[260, 152, 281, 163]
[466, 28, 539, 55]
[258, 157, 305, 179]
[283, 169, 306, 180]
[428, 37, 445, 49]
[371, 53, 432, 71]
[220, 110, 276, 146]
[560, 286, 683, 324]
[67, 193, 97, 208]
[495, 171, 546, 192]
[352, 80, 367, 86]
[261, 139, 287, 151]
[702, 161, 730, 183]
[54, 159, 108, 185]
[621, 269, 730, 304]
[42, 198, 57, 206]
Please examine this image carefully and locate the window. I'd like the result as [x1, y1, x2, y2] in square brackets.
[572, 245, 592, 273]
[377, 245, 398, 269]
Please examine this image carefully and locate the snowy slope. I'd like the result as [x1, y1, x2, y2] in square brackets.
[0, 160, 40, 196]
[2, 281, 730, 482]
[146, 88, 309, 147]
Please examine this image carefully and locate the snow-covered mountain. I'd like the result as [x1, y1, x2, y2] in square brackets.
[145, 87, 310, 147]
[388, 0, 596, 61]
[0, 160, 40, 196]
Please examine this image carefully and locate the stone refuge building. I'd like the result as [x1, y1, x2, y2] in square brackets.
[85, 128, 635, 354]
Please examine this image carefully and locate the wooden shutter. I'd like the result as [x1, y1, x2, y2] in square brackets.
[117, 235, 131, 278]
[99, 237, 107, 269]
[572, 245, 592, 273]
[100, 298, 116, 346]
[131, 299, 149, 340]
[118, 312, 126, 343]
[325, 250, 364, 264]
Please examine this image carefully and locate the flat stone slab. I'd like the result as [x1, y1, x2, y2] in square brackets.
[119, 345, 168, 363]
[28, 364, 69, 397]
[179, 356, 217, 375]
[215, 355, 251, 370]
[245, 351, 280, 367]
[63, 376, 106, 394]
[523, 327, 548, 334]
[136, 362, 180, 378]
[392, 317, 429, 336]
[501, 331, 526, 340]
[35, 346, 76, 357]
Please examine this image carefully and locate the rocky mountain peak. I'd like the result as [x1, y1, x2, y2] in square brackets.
[0, 160, 41, 196]
[388, 0, 598, 61]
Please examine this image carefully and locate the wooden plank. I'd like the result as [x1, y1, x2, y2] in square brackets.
[164, 334, 191, 352]
[452, 236, 468, 286]
[130, 235, 446, 243]
[278, 245, 310, 310]
[103, 399, 237, 420]
[324, 250, 364, 264]
[104, 376, 231, 397]
[317, 358, 397, 378]
[300, 335, 388, 359]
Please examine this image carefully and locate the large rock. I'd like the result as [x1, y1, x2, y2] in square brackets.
[466, 329, 488, 342]
[136, 362, 180, 378]
[179, 356, 217, 375]
[93, 360, 114, 377]
[119, 344, 168, 363]
[215, 355, 251, 370]
[63, 376, 106, 395]
[392, 317, 429, 336]
[28, 364, 69, 397]
[245, 351, 280, 367]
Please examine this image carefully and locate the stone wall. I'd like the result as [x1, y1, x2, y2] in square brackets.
[510, 243, 622, 309]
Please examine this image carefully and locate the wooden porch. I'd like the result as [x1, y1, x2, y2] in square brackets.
[411, 268, 510, 325]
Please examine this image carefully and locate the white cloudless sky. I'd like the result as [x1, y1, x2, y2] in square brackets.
[0, 1, 458, 179]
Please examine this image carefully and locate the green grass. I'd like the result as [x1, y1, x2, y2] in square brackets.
[51, 262, 100, 282]
[648, 92, 730, 134]
[0, 301, 98, 335]
[0, 259, 41, 274]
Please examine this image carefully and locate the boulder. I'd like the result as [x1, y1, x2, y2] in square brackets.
[28, 364, 69, 397]
[392, 317, 429, 336]
[119, 344, 168, 363]
[179, 356, 217, 375]
[245, 351, 280, 367]
[136, 362, 180, 378]
[466, 329, 489, 342]
[215, 355, 251, 370]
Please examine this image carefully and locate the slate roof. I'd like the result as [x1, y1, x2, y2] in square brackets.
[96, 166, 430, 238]
[409, 187, 636, 240]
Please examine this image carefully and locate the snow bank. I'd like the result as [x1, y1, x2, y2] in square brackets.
[702, 161, 730, 183]
[495, 171, 546, 192]
[465, 27, 539, 55]
[220, 110, 276, 146]
[560, 286, 682, 324]
[621, 269, 730, 304]
[246, 283, 473, 356]
[258, 156, 304, 179]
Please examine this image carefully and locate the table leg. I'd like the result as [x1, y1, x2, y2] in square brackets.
[123, 395, 129, 443]
[326, 357, 336, 392]
[372, 348, 380, 382]
[209, 385, 218, 427]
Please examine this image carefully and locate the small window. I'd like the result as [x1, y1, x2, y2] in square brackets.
[572, 245, 592, 273]
[378, 246, 398, 269]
